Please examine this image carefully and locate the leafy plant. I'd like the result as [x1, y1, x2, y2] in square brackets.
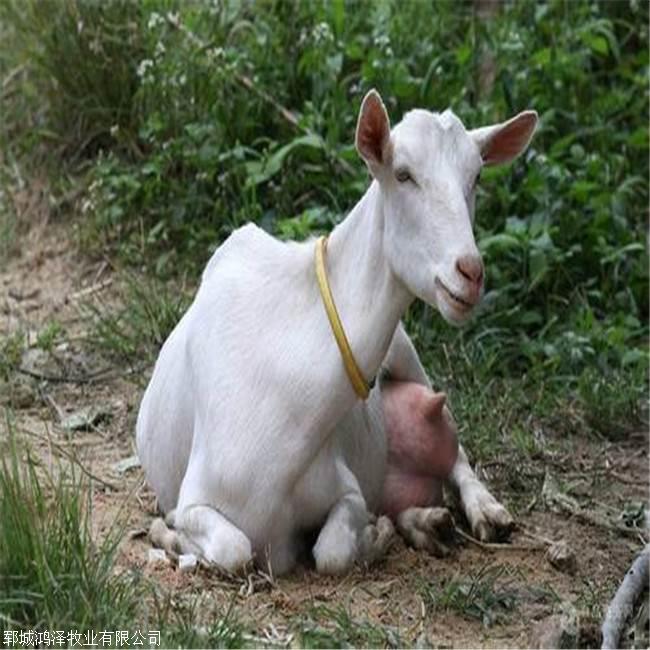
[36, 320, 63, 353]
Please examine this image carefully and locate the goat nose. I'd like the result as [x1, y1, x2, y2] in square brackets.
[456, 254, 484, 285]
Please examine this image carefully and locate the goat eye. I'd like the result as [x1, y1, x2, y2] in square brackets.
[395, 169, 413, 183]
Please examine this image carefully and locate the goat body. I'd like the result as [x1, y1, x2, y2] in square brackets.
[137, 90, 537, 573]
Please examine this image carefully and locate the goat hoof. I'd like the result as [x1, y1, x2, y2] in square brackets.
[360, 515, 395, 566]
[396, 506, 456, 557]
[463, 487, 514, 542]
[313, 521, 358, 575]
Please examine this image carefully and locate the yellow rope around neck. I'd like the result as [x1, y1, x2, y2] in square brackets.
[315, 235, 370, 400]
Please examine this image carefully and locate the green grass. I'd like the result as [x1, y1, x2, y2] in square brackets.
[419, 563, 522, 628]
[0, 431, 407, 646]
[35, 320, 64, 353]
[85, 273, 191, 369]
[154, 596, 245, 648]
[0, 419, 140, 631]
[299, 604, 402, 648]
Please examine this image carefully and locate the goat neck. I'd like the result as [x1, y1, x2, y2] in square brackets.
[324, 181, 413, 388]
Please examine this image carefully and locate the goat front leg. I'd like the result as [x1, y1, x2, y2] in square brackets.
[396, 506, 455, 557]
[449, 446, 514, 541]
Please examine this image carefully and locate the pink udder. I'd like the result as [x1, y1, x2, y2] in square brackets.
[379, 381, 458, 519]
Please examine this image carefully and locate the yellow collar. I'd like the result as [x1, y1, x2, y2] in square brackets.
[315, 235, 370, 400]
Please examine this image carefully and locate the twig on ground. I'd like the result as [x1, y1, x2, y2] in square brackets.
[524, 495, 538, 514]
[17, 366, 114, 384]
[601, 544, 650, 649]
[563, 466, 647, 487]
[66, 278, 113, 303]
[543, 471, 648, 542]
[563, 505, 646, 542]
[92, 260, 110, 285]
[8, 287, 40, 302]
[454, 527, 546, 551]
[16, 362, 146, 385]
[519, 526, 554, 546]
[44, 393, 65, 422]
[609, 470, 647, 486]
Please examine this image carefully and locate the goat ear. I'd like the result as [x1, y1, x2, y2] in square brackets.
[470, 110, 538, 166]
[355, 89, 391, 174]
[424, 392, 447, 422]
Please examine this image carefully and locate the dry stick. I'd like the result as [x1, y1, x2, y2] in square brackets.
[16, 361, 147, 385]
[553, 500, 648, 542]
[601, 545, 650, 650]
[165, 13, 301, 129]
[16, 366, 114, 384]
[609, 470, 647, 486]
[519, 526, 555, 546]
[44, 393, 65, 422]
[454, 527, 546, 552]
[66, 278, 113, 303]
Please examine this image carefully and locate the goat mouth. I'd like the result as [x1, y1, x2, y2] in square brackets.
[436, 278, 476, 311]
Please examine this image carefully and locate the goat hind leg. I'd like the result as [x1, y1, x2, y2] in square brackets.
[171, 504, 253, 572]
[149, 515, 182, 559]
[313, 485, 369, 575]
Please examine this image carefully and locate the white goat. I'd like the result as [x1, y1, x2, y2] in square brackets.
[136, 89, 538, 574]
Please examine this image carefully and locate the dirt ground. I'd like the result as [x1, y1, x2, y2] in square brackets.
[1, 224, 648, 648]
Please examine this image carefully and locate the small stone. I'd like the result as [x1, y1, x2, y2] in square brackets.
[546, 540, 577, 574]
[147, 548, 170, 566]
[529, 613, 577, 649]
[178, 553, 198, 573]
[21, 348, 51, 374]
[61, 405, 110, 431]
[112, 455, 140, 474]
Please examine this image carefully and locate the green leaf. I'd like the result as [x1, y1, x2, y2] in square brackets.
[580, 31, 609, 56]
[532, 47, 551, 66]
[479, 233, 521, 253]
[245, 134, 326, 187]
[529, 249, 549, 290]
